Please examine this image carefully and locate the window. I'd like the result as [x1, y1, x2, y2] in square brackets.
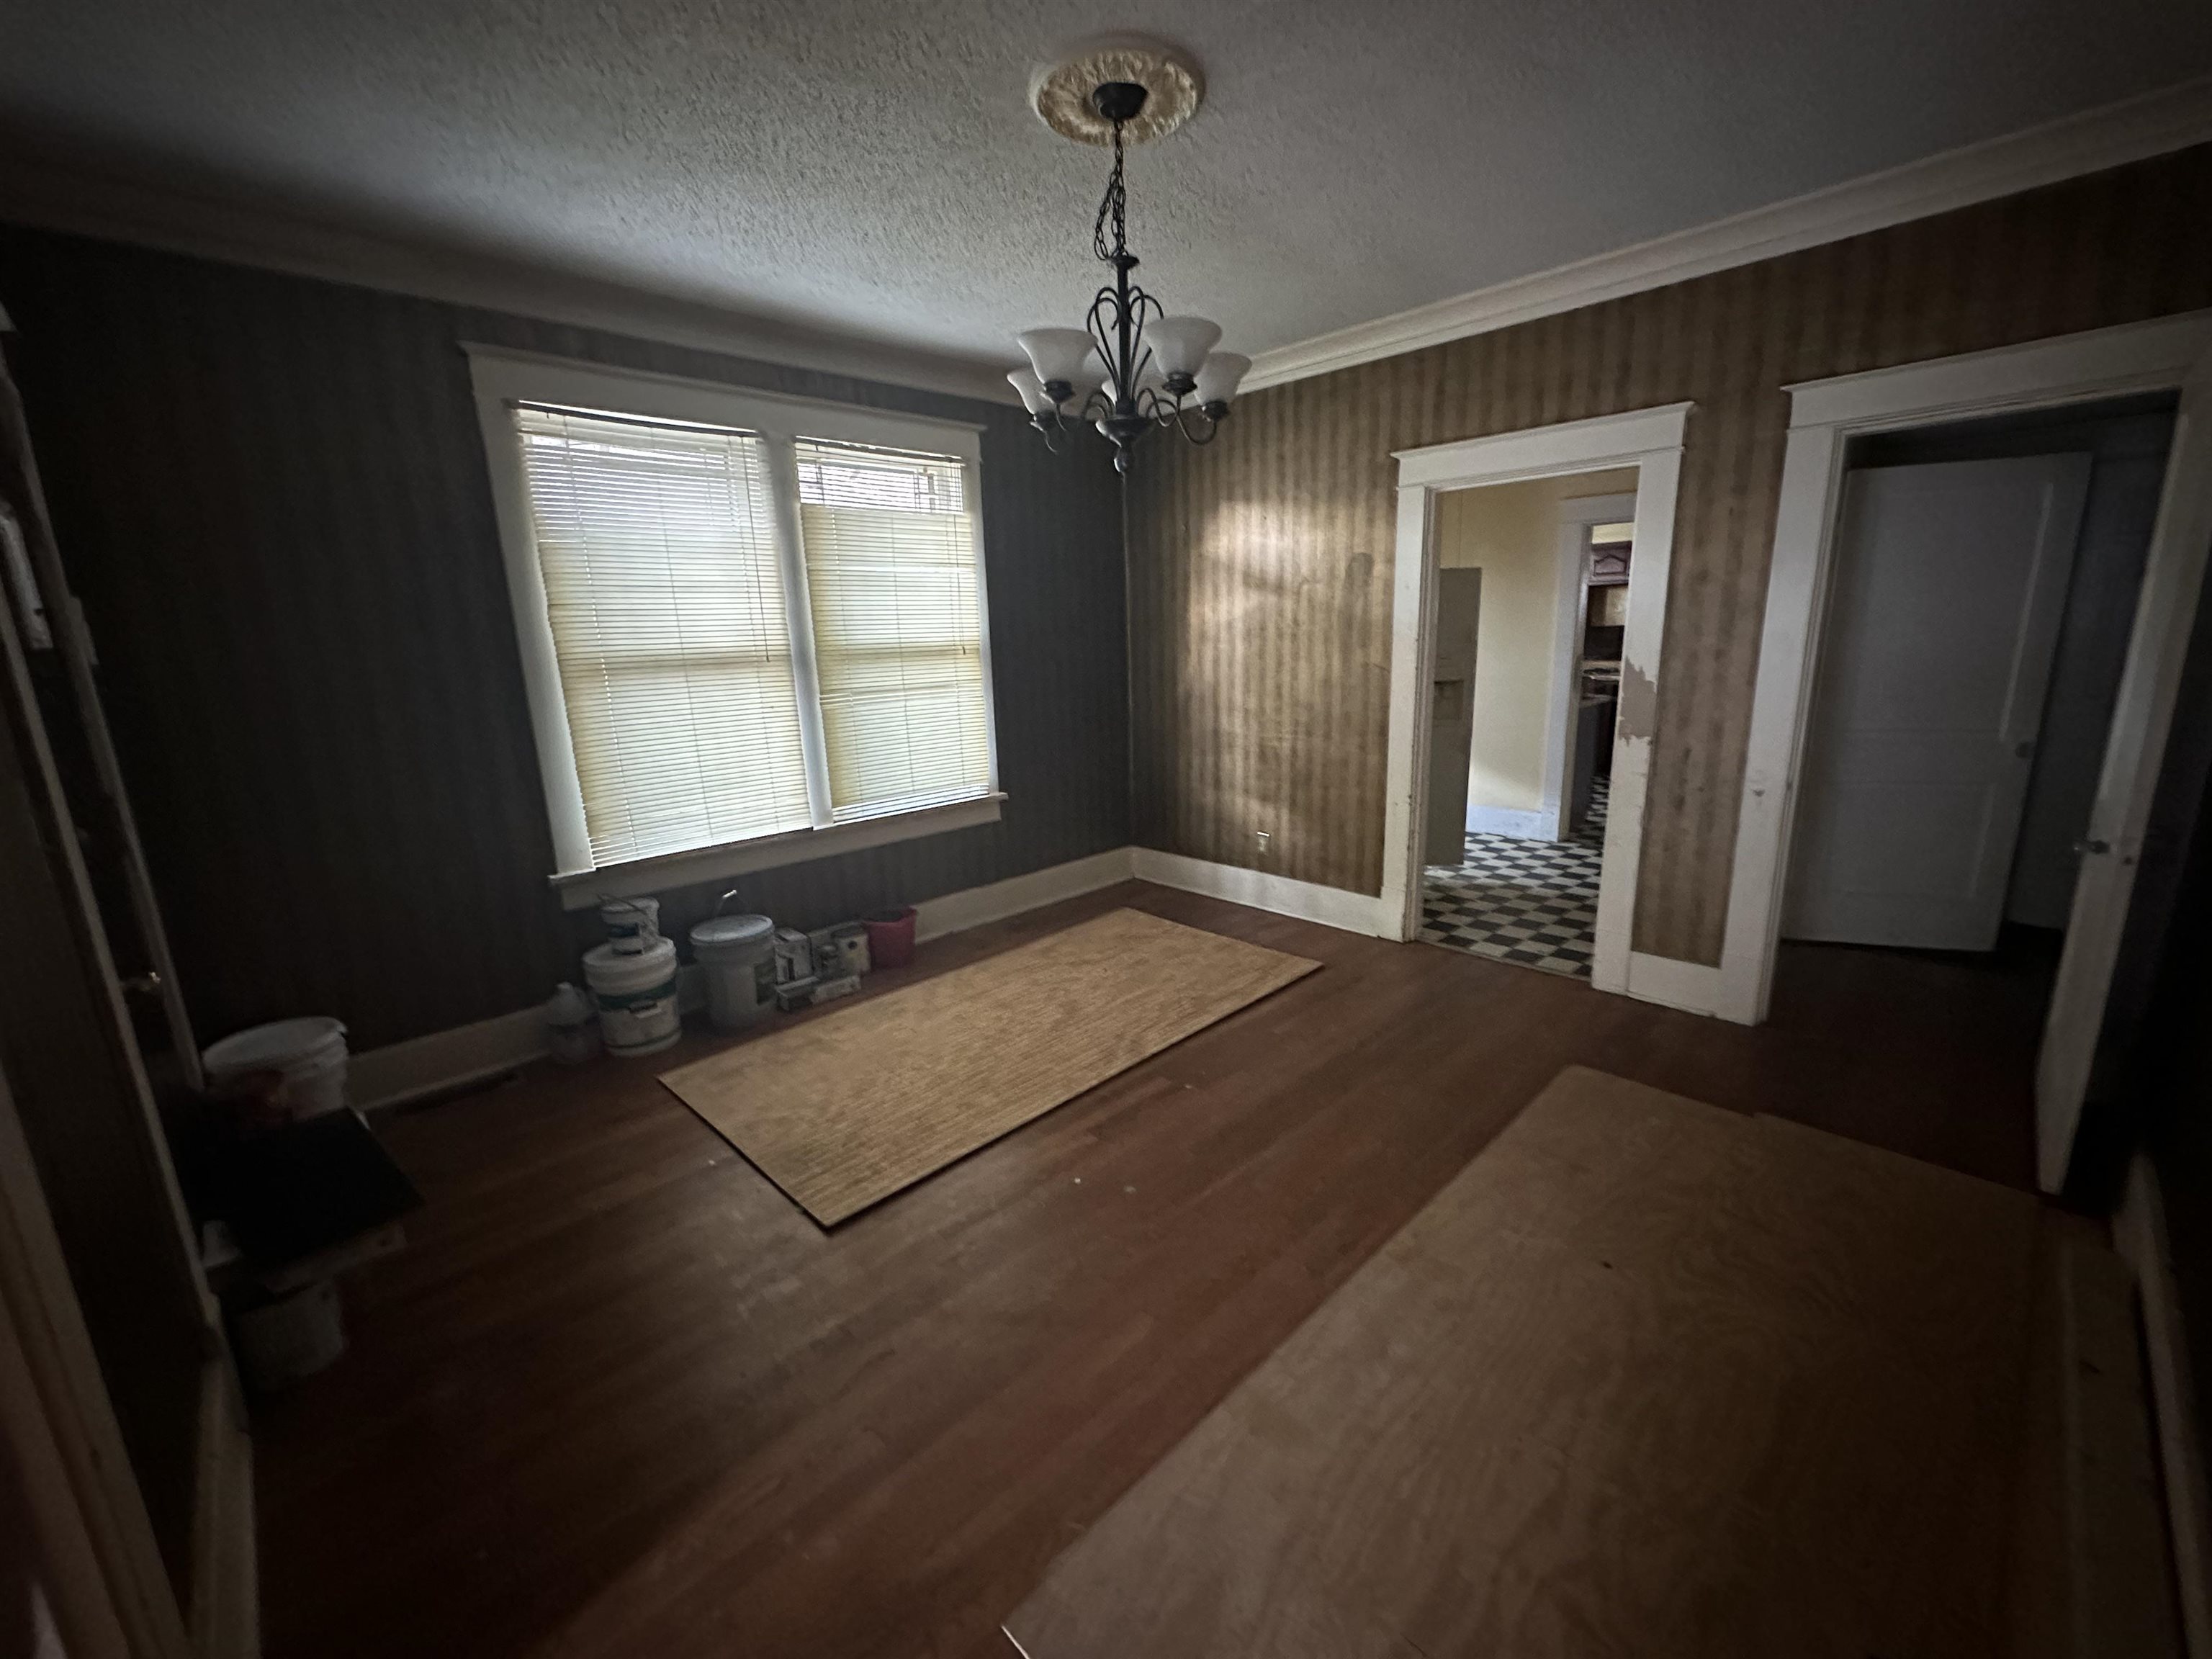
[468, 350, 999, 904]
[795, 440, 992, 822]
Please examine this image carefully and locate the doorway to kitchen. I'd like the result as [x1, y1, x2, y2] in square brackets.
[1416, 476, 1637, 979]
[1381, 403, 1689, 1004]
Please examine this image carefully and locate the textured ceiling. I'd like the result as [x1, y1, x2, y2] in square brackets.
[4, 0, 2211, 380]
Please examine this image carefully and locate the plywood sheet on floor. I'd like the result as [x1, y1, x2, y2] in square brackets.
[1005, 1065, 2041, 1659]
[660, 908, 1316, 1224]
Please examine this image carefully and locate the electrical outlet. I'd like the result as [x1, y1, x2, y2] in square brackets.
[1254, 830, 1271, 855]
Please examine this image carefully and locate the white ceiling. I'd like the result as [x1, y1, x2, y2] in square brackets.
[4, 0, 2211, 385]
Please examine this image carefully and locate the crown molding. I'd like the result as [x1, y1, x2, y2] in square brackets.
[1244, 76, 2212, 393]
[0, 156, 1020, 406]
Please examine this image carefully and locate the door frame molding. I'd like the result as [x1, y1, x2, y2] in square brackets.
[1383, 403, 1691, 999]
[1719, 310, 2212, 1190]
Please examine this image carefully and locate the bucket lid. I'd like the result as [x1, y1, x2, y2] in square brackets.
[583, 937, 678, 974]
[691, 914, 773, 949]
[203, 1016, 348, 1076]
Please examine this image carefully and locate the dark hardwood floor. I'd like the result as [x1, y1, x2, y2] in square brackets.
[253, 882, 2055, 1659]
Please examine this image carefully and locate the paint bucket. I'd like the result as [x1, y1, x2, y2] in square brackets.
[690, 913, 775, 1031]
[202, 1017, 350, 1120]
[582, 938, 680, 1056]
[599, 896, 661, 955]
[233, 1279, 346, 1390]
[543, 981, 601, 1066]
[864, 907, 917, 969]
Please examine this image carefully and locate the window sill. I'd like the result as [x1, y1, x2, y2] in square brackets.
[550, 793, 1006, 912]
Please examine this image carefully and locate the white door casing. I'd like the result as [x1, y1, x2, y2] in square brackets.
[1384, 403, 1691, 1005]
[1719, 310, 2212, 1192]
[1782, 454, 2091, 950]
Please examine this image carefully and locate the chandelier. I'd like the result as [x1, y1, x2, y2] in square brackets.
[1009, 50, 1248, 474]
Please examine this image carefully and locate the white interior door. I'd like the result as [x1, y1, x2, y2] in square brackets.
[1784, 454, 2091, 949]
[1424, 568, 1480, 867]
[2038, 360, 2212, 1192]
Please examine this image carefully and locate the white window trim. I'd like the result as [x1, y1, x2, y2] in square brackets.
[463, 344, 1002, 908]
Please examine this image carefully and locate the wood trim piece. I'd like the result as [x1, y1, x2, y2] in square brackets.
[347, 1006, 550, 1112]
[188, 1361, 258, 1659]
[0, 1066, 191, 1659]
[912, 848, 1135, 941]
[1393, 405, 1696, 488]
[2116, 1155, 2212, 1659]
[1783, 312, 2212, 430]
[550, 796, 1007, 911]
[1245, 78, 2212, 392]
[1383, 405, 1691, 1007]
[1461, 805, 1554, 839]
[1129, 849, 1396, 937]
[1624, 951, 1725, 1016]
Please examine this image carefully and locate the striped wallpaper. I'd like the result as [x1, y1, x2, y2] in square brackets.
[1127, 141, 2212, 966]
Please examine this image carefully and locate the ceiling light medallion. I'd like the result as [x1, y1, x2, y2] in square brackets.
[1010, 40, 1248, 474]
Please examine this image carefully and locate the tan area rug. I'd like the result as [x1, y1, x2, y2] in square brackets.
[1007, 1066, 2040, 1658]
[660, 908, 1318, 1226]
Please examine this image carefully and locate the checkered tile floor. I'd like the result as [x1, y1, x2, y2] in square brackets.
[1418, 781, 1607, 978]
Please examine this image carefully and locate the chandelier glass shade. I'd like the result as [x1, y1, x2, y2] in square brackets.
[1011, 80, 1247, 473]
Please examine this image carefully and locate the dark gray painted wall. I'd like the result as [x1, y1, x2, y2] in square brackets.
[0, 225, 1128, 1049]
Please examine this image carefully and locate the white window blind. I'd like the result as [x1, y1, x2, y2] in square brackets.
[513, 404, 815, 866]
[795, 439, 993, 821]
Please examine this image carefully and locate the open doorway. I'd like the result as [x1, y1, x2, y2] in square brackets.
[1722, 313, 2212, 1193]
[1416, 470, 1637, 978]
[1783, 395, 2175, 950]
[1381, 402, 1689, 1002]
[1765, 393, 2179, 1167]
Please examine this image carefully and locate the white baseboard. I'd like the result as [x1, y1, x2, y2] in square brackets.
[1130, 848, 1397, 937]
[348, 1004, 549, 1112]
[1464, 804, 1555, 839]
[2117, 1154, 2212, 1659]
[914, 848, 1135, 942]
[1624, 950, 1727, 1017]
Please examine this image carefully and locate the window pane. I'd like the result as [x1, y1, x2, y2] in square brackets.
[514, 404, 814, 866]
[795, 439, 992, 820]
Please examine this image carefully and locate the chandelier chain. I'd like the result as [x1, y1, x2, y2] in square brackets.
[1092, 120, 1128, 264]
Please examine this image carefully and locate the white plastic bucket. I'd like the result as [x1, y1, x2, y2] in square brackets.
[690, 914, 775, 1031]
[583, 938, 680, 1056]
[599, 896, 661, 955]
[234, 1279, 346, 1390]
[202, 1017, 350, 1118]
